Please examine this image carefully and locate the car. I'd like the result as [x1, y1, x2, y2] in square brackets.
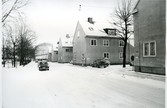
[35, 59, 38, 63]
[38, 61, 49, 71]
[90, 59, 109, 68]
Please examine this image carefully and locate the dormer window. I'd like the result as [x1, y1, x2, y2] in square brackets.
[108, 29, 116, 35]
[89, 27, 94, 31]
[103, 28, 116, 35]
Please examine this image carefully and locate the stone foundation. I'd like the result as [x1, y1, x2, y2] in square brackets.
[134, 66, 165, 75]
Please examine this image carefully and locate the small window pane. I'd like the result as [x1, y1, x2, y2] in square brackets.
[150, 42, 155, 56]
[104, 40, 109, 46]
[91, 40, 93, 45]
[119, 40, 124, 47]
[108, 29, 116, 35]
[94, 40, 96, 45]
[119, 52, 123, 58]
[104, 53, 109, 58]
[144, 43, 149, 56]
[91, 40, 96, 46]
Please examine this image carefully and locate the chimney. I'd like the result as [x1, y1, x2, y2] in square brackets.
[66, 34, 70, 38]
[88, 17, 94, 24]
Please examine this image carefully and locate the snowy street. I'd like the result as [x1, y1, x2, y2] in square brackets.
[2, 62, 165, 108]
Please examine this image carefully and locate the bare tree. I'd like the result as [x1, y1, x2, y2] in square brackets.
[113, 0, 134, 68]
[2, 0, 29, 24]
[2, 0, 30, 66]
[2, 18, 36, 67]
[16, 19, 37, 66]
[2, 23, 20, 67]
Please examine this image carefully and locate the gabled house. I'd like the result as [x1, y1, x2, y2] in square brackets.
[133, 0, 166, 75]
[58, 34, 73, 63]
[73, 18, 133, 66]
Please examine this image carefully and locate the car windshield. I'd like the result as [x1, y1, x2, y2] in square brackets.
[40, 62, 48, 65]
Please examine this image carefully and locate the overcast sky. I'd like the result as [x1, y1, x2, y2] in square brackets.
[23, 0, 136, 46]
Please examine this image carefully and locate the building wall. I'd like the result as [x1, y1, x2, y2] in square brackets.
[52, 51, 58, 62]
[133, 0, 166, 75]
[61, 47, 73, 63]
[48, 53, 52, 62]
[85, 37, 130, 65]
[73, 22, 87, 65]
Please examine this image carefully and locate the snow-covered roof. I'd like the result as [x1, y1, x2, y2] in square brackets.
[79, 20, 117, 38]
[60, 36, 73, 47]
[52, 43, 58, 51]
[133, 0, 140, 10]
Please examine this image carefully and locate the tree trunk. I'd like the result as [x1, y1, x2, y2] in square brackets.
[123, 22, 128, 68]
[123, 39, 127, 68]
[13, 43, 16, 67]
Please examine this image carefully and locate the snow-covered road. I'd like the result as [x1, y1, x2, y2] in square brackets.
[2, 62, 165, 108]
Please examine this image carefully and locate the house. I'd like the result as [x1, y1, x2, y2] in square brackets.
[35, 43, 53, 61]
[133, 0, 166, 75]
[73, 18, 133, 66]
[58, 34, 73, 63]
[52, 46, 58, 62]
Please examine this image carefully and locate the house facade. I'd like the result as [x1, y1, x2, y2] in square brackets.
[73, 18, 132, 66]
[58, 35, 73, 63]
[52, 48, 58, 62]
[133, 0, 166, 75]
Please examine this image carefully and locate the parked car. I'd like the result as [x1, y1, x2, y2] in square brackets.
[38, 60, 49, 71]
[35, 59, 38, 63]
[103, 58, 110, 66]
[90, 59, 109, 68]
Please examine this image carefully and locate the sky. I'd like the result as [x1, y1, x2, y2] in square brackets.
[22, 0, 136, 47]
[23, 0, 118, 46]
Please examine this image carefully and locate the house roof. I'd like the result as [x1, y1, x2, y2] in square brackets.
[133, 0, 140, 10]
[60, 36, 73, 47]
[79, 20, 118, 38]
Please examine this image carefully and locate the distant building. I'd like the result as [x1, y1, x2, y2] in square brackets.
[73, 18, 133, 66]
[35, 43, 53, 61]
[58, 34, 73, 63]
[133, 0, 166, 75]
[52, 46, 58, 62]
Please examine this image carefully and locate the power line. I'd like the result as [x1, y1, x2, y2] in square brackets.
[79, 4, 115, 11]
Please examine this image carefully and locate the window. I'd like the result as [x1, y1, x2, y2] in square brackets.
[89, 27, 94, 31]
[66, 48, 73, 52]
[66, 49, 69, 52]
[143, 41, 156, 57]
[103, 40, 109, 47]
[119, 40, 124, 47]
[103, 52, 110, 59]
[77, 31, 80, 37]
[108, 29, 116, 35]
[119, 52, 123, 59]
[90, 39, 97, 46]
